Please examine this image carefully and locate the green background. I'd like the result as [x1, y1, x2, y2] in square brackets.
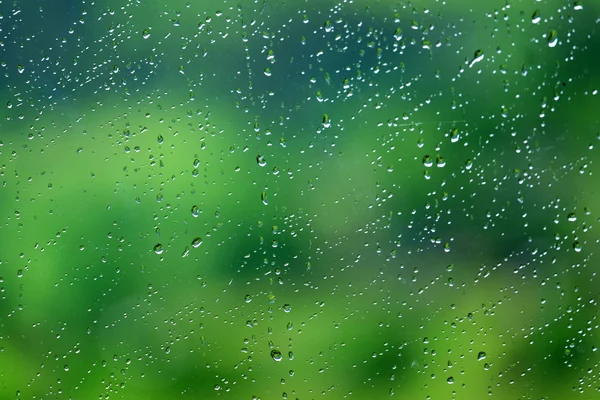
[1, 0, 599, 398]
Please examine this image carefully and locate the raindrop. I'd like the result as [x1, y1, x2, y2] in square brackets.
[270, 349, 283, 362]
[477, 351, 486, 361]
[469, 49, 484, 68]
[257, 155, 267, 167]
[153, 244, 163, 254]
[191, 237, 203, 248]
[547, 30, 558, 48]
[423, 155, 433, 168]
[450, 128, 460, 143]
[181, 246, 190, 258]
[436, 156, 446, 168]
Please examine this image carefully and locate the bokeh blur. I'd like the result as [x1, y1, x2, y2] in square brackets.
[1, 0, 599, 399]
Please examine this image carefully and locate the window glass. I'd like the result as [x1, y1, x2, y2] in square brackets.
[1, 0, 598, 398]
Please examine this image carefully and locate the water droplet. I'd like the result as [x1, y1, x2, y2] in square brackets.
[573, 241, 582, 252]
[547, 30, 558, 48]
[447, 376, 454, 384]
[423, 155, 433, 168]
[270, 349, 283, 362]
[257, 155, 267, 167]
[436, 155, 446, 168]
[450, 128, 460, 143]
[567, 213, 576, 222]
[394, 27, 403, 41]
[477, 351, 486, 361]
[181, 246, 190, 258]
[191, 237, 203, 248]
[469, 49, 484, 68]
[532, 9, 541, 24]
[153, 243, 163, 254]
[191, 205, 200, 217]
[283, 304, 292, 313]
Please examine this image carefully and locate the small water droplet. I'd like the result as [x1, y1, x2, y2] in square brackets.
[477, 351, 486, 361]
[270, 349, 283, 362]
[436, 155, 446, 168]
[191, 237, 203, 248]
[257, 155, 267, 167]
[423, 155, 433, 168]
[450, 128, 460, 143]
[469, 49, 484, 68]
[547, 30, 558, 47]
[153, 243, 163, 254]
[181, 246, 190, 257]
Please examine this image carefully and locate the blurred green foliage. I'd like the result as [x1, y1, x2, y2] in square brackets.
[1, 0, 600, 399]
